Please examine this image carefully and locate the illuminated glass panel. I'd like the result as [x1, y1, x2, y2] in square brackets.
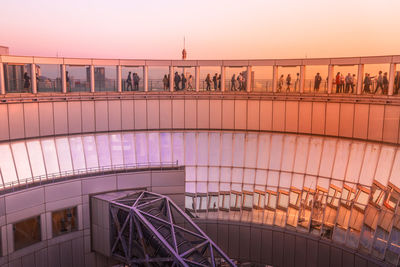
[209, 133, 221, 166]
[55, 138, 73, 174]
[0, 144, 18, 185]
[256, 134, 270, 169]
[281, 135, 296, 172]
[69, 137, 85, 171]
[26, 141, 46, 179]
[83, 136, 98, 169]
[41, 139, 60, 176]
[172, 133, 184, 165]
[160, 132, 172, 163]
[134, 133, 147, 165]
[185, 132, 196, 165]
[109, 134, 123, 166]
[232, 133, 245, 167]
[244, 134, 257, 168]
[122, 133, 136, 166]
[12, 142, 32, 181]
[148, 132, 160, 163]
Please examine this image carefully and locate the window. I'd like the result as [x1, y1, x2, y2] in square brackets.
[14, 216, 41, 250]
[230, 192, 242, 210]
[354, 186, 370, 210]
[219, 193, 230, 211]
[242, 192, 253, 210]
[185, 195, 195, 211]
[194, 195, 207, 212]
[371, 181, 385, 207]
[278, 190, 289, 210]
[341, 184, 356, 206]
[52, 207, 78, 237]
[327, 185, 341, 207]
[253, 190, 265, 209]
[384, 184, 400, 210]
[289, 188, 301, 207]
[265, 191, 277, 210]
[208, 195, 218, 211]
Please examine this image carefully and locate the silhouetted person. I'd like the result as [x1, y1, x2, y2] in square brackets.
[205, 74, 211, 91]
[187, 75, 193, 90]
[314, 73, 322, 91]
[286, 74, 291, 91]
[126, 72, 132, 91]
[335, 72, 341, 93]
[345, 73, 352, 93]
[383, 72, 389, 95]
[213, 73, 218, 90]
[133, 73, 140, 91]
[218, 74, 221, 90]
[181, 73, 186, 90]
[278, 75, 284, 91]
[351, 74, 356, 93]
[231, 74, 236, 91]
[66, 71, 71, 91]
[23, 72, 31, 91]
[294, 73, 299, 91]
[374, 71, 383, 94]
[363, 73, 371, 93]
[174, 72, 181, 90]
[163, 75, 169, 91]
[395, 72, 400, 94]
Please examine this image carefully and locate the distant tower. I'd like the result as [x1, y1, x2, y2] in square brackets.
[182, 37, 187, 60]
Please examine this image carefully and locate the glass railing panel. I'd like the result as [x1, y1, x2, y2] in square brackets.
[4, 63, 32, 93]
[93, 66, 117, 92]
[252, 66, 273, 93]
[363, 64, 390, 95]
[277, 66, 300, 93]
[304, 65, 328, 93]
[148, 66, 169, 91]
[199, 66, 221, 92]
[65, 65, 90, 92]
[36, 64, 62, 93]
[331, 65, 358, 94]
[225, 66, 247, 92]
[121, 66, 143, 92]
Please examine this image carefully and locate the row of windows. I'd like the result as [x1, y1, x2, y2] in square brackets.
[12, 207, 77, 252]
[185, 181, 400, 265]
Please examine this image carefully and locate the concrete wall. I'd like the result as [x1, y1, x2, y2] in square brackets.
[0, 168, 185, 267]
[195, 219, 388, 267]
[0, 95, 399, 145]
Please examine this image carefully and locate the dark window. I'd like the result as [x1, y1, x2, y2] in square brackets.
[52, 207, 78, 237]
[13, 216, 41, 250]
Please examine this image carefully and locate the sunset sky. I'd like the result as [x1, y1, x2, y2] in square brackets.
[1, 0, 399, 60]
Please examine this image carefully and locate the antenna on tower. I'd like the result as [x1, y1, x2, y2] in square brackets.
[182, 36, 187, 60]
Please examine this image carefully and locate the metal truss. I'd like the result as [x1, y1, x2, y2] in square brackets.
[110, 191, 237, 267]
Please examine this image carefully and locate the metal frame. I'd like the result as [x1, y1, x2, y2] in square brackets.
[109, 191, 236, 267]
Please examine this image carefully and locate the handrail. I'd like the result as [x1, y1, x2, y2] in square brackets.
[0, 161, 179, 195]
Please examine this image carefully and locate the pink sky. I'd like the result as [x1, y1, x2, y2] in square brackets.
[1, 0, 399, 59]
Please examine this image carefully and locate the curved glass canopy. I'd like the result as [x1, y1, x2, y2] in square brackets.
[0, 130, 399, 265]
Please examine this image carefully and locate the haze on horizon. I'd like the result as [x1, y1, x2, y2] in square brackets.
[1, 0, 399, 60]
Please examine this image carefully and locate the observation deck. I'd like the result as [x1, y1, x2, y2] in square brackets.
[0, 54, 399, 267]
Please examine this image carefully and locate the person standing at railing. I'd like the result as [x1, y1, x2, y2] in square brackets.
[294, 73, 299, 91]
[314, 73, 322, 92]
[187, 75, 193, 90]
[286, 74, 291, 92]
[383, 72, 389, 95]
[133, 73, 140, 91]
[163, 75, 169, 91]
[351, 74, 356, 93]
[205, 74, 211, 91]
[374, 71, 383, 94]
[363, 73, 371, 93]
[345, 73, 352, 93]
[174, 72, 181, 90]
[218, 74, 221, 90]
[335, 72, 341, 93]
[23, 72, 31, 92]
[126, 72, 133, 91]
[231, 74, 236, 91]
[278, 75, 284, 92]
[181, 73, 187, 90]
[213, 73, 218, 90]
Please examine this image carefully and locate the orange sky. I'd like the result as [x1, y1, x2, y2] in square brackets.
[1, 0, 399, 59]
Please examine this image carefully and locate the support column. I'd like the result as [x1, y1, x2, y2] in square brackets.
[221, 66, 225, 92]
[61, 64, 67, 93]
[357, 64, 364, 95]
[195, 66, 200, 92]
[90, 65, 95, 93]
[0, 63, 5, 95]
[388, 63, 396, 96]
[327, 65, 334, 94]
[272, 65, 278, 93]
[31, 63, 37, 94]
[246, 65, 252, 92]
[169, 66, 174, 92]
[143, 65, 148, 92]
[299, 65, 306, 93]
[117, 65, 122, 92]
